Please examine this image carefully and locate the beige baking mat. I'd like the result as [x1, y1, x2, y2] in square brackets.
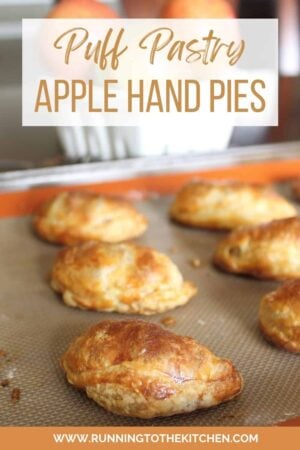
[0, 192, 299, 426]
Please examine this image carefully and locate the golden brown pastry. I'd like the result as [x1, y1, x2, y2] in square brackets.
[51, 241, 196, 314]
[61, 320, 243, 418]
[214, 217, 300, 280]
[33, 191, 147, 245]
[259, 281, 300, 353]
[170, 180, 296, 230]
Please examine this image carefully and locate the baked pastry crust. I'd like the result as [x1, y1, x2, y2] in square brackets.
[51, 241, 197, 314]
[170, 180, 296, 230]
[259, 281, 300, 353]
[61, 320, 243, 418]
[214, 217, 300, 280]
[33, 191, 147, 245]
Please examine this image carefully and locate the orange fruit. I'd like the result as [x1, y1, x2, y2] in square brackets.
[47, 0, 119, 19]
[161, 0, 235, 18]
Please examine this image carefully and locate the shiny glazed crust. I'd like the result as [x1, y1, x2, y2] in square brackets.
[51, 241, 197, 314]
[33, 191, 147, 245]
[170, 180, 296, 230]
[61, 320, 243, 418]
[259, 280, 300, 353]
[214, 217, 300, 280]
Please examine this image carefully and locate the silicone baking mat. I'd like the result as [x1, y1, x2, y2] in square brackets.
[0, 162, 300, 426]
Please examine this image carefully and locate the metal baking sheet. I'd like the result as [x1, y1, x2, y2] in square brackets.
[0, 141, 300, 192]
[0, 187, 299, 426]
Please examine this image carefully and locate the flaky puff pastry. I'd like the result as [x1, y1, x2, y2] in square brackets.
[170, 180, 296, 230]
[214, 217, 300, 280]
[259, 281, 300, 353]
[61, 320, 243, 418]
[51, 241, 196, 314]
[33, 191, 147, 245]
